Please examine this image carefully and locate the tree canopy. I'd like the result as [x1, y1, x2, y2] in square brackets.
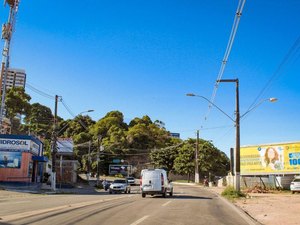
[4, 89, 230, 177]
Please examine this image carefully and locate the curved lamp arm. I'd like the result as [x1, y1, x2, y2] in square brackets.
[186, 93, 235, 122]
[241, 98, 277, 118]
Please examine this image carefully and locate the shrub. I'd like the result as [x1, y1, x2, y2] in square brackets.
[115, 173, 124, 178]
[221, 186, 246, 199]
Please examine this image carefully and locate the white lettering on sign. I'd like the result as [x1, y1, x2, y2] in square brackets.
[0, 139, 31, 150]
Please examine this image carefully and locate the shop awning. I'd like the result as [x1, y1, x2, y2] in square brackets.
[32, 156, 48, 162]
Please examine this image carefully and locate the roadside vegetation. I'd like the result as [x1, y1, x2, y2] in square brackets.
[221, 186, 246, 200]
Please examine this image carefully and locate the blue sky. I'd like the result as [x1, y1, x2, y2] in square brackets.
[1, 0, 299, 156]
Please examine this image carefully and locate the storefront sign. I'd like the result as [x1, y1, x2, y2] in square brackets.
[0, 139, 30, 150]
[241, 142, 300, 175]
[0, 151, 22, 168]
[0, 137, 40, 155]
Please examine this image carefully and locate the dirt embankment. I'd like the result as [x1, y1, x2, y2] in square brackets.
[212, 187, 300, 225]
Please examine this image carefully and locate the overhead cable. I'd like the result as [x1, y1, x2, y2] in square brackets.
[26, 83, 55, 100]
[205, 0, 246, 120]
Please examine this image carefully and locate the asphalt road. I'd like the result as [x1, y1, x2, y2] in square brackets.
[0, 184, 255, 225]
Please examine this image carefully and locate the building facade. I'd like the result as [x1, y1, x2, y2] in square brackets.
[0, 68, 26, 134]
[0, 134, 47, 183]
[3, 68, 26, 89]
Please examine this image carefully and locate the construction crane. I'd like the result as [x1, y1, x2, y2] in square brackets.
[0, 0, 20, 133]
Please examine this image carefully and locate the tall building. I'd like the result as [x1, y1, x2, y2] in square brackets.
[4, 68, 26, 90]
[0, 68, 26, 134]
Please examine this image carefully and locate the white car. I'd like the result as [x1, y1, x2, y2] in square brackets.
[126, 177, 136, 186]
[109, 179, 131, 194]
[290, 176, 300, 194]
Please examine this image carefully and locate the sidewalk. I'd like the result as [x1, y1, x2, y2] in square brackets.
[0, 182, 101, 195]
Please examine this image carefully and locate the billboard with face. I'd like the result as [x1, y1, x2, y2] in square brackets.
[241, 142, 300, 175]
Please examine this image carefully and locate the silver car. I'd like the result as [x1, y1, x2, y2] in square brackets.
[290, 176, 300, 194]
[109, 179, 131, 194]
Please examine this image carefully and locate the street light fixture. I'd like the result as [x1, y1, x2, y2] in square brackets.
[79, 109, 95, 114]
[186, 86, 277, 192]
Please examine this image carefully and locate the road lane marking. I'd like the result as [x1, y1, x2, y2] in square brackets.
[0, 195, 133, 222]
[162, 201, 172, 207]
[130, 215, 150, 225]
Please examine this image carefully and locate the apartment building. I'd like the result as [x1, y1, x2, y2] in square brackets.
[4, 68, 26, 89]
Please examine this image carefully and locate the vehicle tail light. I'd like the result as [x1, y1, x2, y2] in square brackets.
[161, 173, 164, 186]
[140, 176, 142, 186]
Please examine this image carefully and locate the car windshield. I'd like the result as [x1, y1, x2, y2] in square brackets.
[113, 180, 126, 183]
[127, 177, 134, 180]
[293, 179, 300, 182]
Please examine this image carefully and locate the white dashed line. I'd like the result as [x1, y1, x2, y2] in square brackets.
[130, 215, 150, 225]
[162, 200, 172, 207]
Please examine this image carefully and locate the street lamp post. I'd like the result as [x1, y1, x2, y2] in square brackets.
[195, 130, 200, 183]
[217, 79, 240, 191]
[186, 87, 277, 192]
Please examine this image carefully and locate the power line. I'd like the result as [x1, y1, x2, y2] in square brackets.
[26, 83, 55, 100]
[205, 0, 246, 120]
[60, 99, 76, 118]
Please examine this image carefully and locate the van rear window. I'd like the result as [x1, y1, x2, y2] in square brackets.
[143, 171, 160, 179]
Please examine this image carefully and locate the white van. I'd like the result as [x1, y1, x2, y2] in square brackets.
[140, 169, 173, 198]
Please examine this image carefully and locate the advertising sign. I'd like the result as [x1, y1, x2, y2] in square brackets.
[109, 164, 132, 175]
[0, 136, 41, 155]
[57, 138, 74, 153]
[241, 142, 300, 175]
[0, 138, 30, 151]
[0, 151, 22, 168]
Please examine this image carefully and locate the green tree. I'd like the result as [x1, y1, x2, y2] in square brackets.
[174, 139, 195, 182]
[150, 138, 182, 174]
[23, 103, 53, 139]
[61, 115, 95, 138]
[5, 87, 31, 133]
[198, 140, 230, 178]
[127, 116, 171, 150]
[90, 111, 128, 154]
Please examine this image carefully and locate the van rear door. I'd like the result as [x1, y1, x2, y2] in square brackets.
[142, 170, 162, 192]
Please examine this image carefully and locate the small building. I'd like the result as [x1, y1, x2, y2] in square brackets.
[0, 134, 47, 183]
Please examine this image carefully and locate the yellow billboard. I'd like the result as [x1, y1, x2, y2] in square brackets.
[241, 142, 300, 175]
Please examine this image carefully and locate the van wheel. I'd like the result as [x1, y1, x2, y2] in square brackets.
[128, 189, 131, 194]
[142, 193, 146, 198]
[162, 191, 166, 198]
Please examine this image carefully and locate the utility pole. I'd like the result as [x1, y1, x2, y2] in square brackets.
[195, 130, 199, 184]
[235, 79, 241, 192]
[51, 95, 59, 191]
[96, 135, 102, 186]
[217, 78, 240, 192]
[230, 147, 234, 175]
[87, 140, 91, 182]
